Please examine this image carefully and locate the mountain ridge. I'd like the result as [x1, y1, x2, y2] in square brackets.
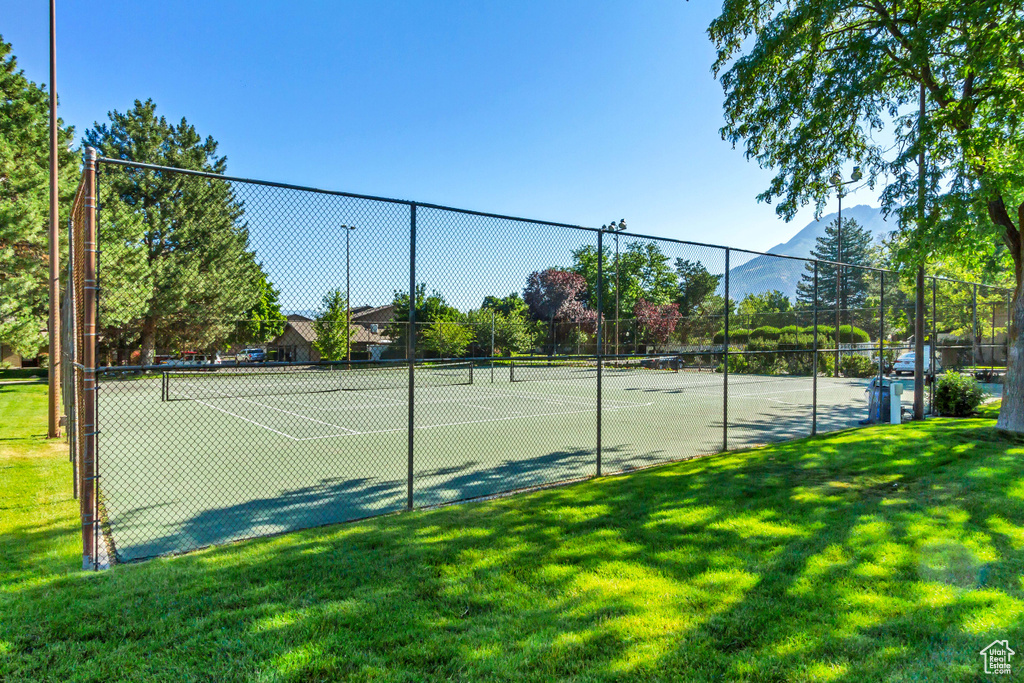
[729, 205, 893, 301]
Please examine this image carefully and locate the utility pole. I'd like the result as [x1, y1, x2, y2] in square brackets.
[47, 0, 61, 438]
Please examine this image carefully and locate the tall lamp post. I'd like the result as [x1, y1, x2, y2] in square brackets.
[342, 225, 356, 362]
[47, 0, 60, 438]
[829, 166, 862, 375]
[602, 219, 627, 356]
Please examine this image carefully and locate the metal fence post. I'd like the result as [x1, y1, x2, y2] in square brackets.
[930, 277, 937, 414]
[972, 284, 979, 370]
[723, 248, 730, 452]
[914, 266, 925, 419]
[407, 203, 416, 511]
[879, 271, 885, 379]
[81, 147, 98, 570]
[490, 310, 495, 383]
[812, 261, 818, 436]
[596, 229, 603, 477]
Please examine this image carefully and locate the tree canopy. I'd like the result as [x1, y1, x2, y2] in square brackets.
[708, 1, 1024, 429]
[0, 37, 78, 357]
[571, 241, 676, 318]
[84, 100, 266, 364]
[235, 269, 287, 347]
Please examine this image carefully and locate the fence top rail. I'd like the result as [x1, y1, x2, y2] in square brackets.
[92, 154, 1013, 285]
[95, 156, 598, 234]
[928, 274, 1013, 292]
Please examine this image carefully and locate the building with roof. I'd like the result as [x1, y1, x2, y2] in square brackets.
[268, 305, 394, 362]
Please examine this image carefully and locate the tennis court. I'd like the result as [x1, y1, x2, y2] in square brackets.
[96, 361, 868, 561]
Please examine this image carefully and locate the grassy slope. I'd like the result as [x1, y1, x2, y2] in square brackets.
[1, 383, 1022, 682]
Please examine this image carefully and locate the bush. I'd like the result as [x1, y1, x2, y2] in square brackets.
[934, 372, 985, 417]
[715, 324, 870, 346]
[749, 326, 781, 341]
[840, 354, 877, 378]
[838, 325, 871, 344]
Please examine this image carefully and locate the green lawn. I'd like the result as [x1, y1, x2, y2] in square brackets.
[2, 383, 1022, 682]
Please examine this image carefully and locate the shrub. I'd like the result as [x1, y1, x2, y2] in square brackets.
[838, 324, 871, 344]
[840, 354, 877, 378]
[934, 372, 985, 417]
[749, 326, 781, 341]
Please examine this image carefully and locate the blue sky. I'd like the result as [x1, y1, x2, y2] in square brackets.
[2, 1, 880, 251]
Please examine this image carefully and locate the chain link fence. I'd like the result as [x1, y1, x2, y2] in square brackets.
[60, 152, 1012, 567]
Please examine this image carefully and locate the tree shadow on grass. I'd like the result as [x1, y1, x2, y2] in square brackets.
[8, 418, 1024, 681]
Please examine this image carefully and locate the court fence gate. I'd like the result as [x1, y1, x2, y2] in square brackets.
[61, 149, 1013, 568]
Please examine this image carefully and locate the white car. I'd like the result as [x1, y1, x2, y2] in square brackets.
[892, 351, 940, 375]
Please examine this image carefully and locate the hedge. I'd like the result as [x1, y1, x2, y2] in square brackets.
[713, 324, 870, 345]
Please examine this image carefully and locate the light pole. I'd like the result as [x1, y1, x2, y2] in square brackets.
[48, 0, 60, 438]
[602, 219, 627, 357]
[829, 166, 862, 375]
[342, 225, 356, 362]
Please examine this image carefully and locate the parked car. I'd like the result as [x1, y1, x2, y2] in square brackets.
[892, 350, 941, 376]
[239, 348, 267, 363]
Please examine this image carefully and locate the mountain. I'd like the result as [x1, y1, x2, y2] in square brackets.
[728, 205, 893, 302]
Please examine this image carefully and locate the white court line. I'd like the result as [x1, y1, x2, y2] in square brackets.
[728, 387, 816, 399]
[293, 405, 634, 442]
[237, 398, 359, 434]
[465, 404, 495, 410]
[193, 400, 299, 441]
[269, 388, 648, 412]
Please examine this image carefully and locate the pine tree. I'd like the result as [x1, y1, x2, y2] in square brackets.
[795, 218, 877, 322]
[84, 100, 265, 364]
[0, 37, 78, 357]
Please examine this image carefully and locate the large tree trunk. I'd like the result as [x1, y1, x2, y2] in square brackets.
[994, 198, 1024, 431]
[139, 316, 157, 367]
[997, 290, 1024, 431]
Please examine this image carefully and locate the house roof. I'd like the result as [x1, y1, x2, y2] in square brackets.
[270, 310, 394, 347]
[351, 305, 394, 323]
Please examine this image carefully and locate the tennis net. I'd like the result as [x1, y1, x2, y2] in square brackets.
[509, 356, 680, 382]
[162, 361, 474, 401]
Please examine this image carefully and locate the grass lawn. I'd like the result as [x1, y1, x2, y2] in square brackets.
[2, 382, 1023, 682]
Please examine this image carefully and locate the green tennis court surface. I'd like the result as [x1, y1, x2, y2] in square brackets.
[97, 366, 869, 561]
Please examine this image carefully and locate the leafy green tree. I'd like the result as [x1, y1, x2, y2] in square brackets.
[571, 241, 676, 318]
[708, 2, 1024, 428]
[387, 284, 461, 356]
[794, 218, 877, 322]
[737, 290, 792, 328]
[235, 270, 287, 345]
[470, 303, 539, 356]
[312, 289, 354, 361]
[493, 312, 539, 355]
[0, 37, 78, 357]
[84, 100, 264, 364]
[481, 293, 528, 317]
[422, 316, 474, 358]
[675, 259, 724, 343]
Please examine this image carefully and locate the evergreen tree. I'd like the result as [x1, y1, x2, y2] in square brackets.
[84, 100, 265, 364]
[675, 259, 723, 343]
[795, 218, 877, 322]
[0, 37, 78, 357]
